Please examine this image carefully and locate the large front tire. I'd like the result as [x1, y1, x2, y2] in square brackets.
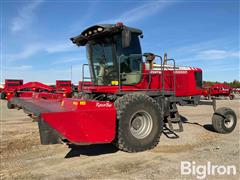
[114, 93, 163, 152]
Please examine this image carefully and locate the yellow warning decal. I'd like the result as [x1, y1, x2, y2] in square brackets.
[79, 101, 86, 105]
[111, 80, 119, 85]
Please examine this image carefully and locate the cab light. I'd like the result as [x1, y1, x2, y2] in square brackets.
[97, 27, 103, 32]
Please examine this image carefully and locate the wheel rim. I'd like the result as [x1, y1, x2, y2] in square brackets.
[224, 114, 234, 128]
[129, 110, 153, 139]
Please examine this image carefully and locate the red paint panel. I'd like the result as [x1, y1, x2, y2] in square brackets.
[41, 100, 116, 143]
[83, 68, 203, 97]
[32, 92, 64, 100]
[17, 82, 54, 91]
[205, 84, 232, 96]
[56, 80, 72, 94]
[3, 79, 23, 92]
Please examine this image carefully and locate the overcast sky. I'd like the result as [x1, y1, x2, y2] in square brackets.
[1, 0, 239, 83]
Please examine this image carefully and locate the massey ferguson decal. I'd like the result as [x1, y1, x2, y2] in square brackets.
[150, 70, 188, 74]
[149, 70, 162, 74]
[174, 70, 188, 74]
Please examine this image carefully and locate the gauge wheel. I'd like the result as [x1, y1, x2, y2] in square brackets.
[212, 107, 237, 133]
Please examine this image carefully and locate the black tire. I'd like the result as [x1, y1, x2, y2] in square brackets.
[71, 92, 78, 98]
[79, 93, 93, 99]
[114, 93, 163, 152]
[212, 107, 237, 134]
[7, 101, 14, 109]
[229, 94, 234, 100]
[1, 91, 6, 99]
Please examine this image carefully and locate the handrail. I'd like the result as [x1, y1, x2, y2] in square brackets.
[81, 71, 175, 92]
[118, 56, 121, 93]
[82, 56, 176, 96]
[155, 55, 163, 95]
[164, 59, 176, 95]
[82, 64, 90, 92]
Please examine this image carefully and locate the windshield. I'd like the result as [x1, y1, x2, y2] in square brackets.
[86, 33, 142, 86]
[115, 34, 142, 85]
[87, 40, 118, 85]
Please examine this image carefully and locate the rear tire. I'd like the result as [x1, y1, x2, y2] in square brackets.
[7, 101, 14, 109]
[229, 94, 234, 100]
[114, 93, 163, 152]
[1, 91, 6, 99]
[212, 107, 237, 133]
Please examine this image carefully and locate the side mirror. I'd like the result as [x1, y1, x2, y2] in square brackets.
[122, 29, 131, 48]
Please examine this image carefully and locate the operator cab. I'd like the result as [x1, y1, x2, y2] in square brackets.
[71, 23, 143, 86]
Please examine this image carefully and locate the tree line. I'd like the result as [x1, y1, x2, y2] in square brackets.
[203, 80, 240, 88]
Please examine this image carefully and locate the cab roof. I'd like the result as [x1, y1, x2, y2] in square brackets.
[70, 23, 142, 46]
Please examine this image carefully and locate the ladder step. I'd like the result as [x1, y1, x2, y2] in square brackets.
[167, 118, 183, 132]
[167, 101, 183, 132]
[169, 108, 178, 112]
[168, 112, 181, 122]
[169, 118, 180, 123]
[174, 121, 183, 132]
[163, 131, 173, 135]
[169, 99, 177, 102]
[162, 126, 179, 139]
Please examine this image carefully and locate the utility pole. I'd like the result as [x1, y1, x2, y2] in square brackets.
[163, 53, 167, 65]
[70, 65, 72, 82]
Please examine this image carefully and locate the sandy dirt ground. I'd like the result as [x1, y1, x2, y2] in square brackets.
[0, 98, 239, 180]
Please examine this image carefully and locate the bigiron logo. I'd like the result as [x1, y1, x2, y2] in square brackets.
[181, 161, 237, 179]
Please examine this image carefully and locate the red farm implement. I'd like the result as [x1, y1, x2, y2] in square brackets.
[55, 80, 73, 98]
[232, 87, 240, 94]
[203, 83, 234, 100]
[8, 23, 237, 152]
[1, 79, 23, 99]
[6, 81, 54, 101]
[7, 81, 69, 108]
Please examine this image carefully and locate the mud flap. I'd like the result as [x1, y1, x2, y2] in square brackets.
[38, 119, 63, 144]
